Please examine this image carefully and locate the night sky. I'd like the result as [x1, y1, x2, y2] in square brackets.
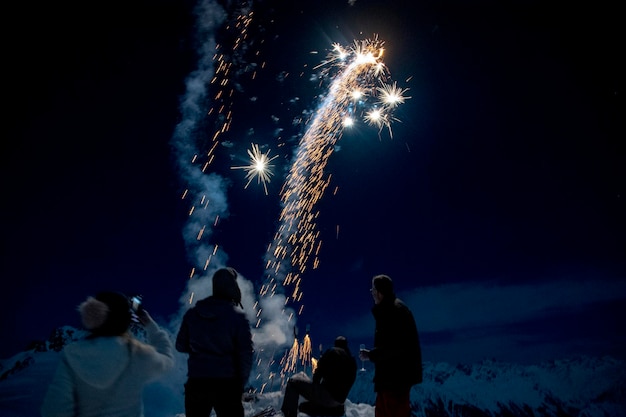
[2, 0, 624, 363]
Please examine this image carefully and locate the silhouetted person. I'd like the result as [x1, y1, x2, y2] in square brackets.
[281, 336, 357, 417]
[359, 274, 422, 417]
[176, 267, 253, 417]
[41, 291, 174, 417]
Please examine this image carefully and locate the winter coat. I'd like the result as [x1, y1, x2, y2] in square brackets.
[175, 296, 253, 389]
[40, 322, 175, 417]
[312, 346, 357, 403]
[369, 297, 422, 392]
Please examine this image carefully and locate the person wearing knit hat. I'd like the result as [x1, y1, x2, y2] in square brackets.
[359, 274, 423, 417]
[41, 291, 175, 417]
[176, 267, 254, 417]
[78, 291, 133, 336]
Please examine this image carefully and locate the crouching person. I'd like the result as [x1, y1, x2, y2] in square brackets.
[281, 336, 357, 417]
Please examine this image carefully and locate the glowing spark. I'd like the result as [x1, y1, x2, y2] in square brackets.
[351, 89, 364, 100]
[231, 143, 279, 195]
[373, 62, 387, 77]
[333, 43, 348, 60]
[299, 334, 312, 368]
[378, 82, 410, 108]
[365, 108, 385, 127]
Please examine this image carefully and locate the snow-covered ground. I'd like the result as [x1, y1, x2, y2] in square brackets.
[2, 335, 625, 417]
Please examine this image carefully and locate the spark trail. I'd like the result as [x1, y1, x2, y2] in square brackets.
[258, 37, 409, 323]
[172, 0, 258, 289]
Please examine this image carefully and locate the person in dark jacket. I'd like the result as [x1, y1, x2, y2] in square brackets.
[281, 336, 357, 417]
[176, 267, 254, 417]
[359, 274, 422, 417]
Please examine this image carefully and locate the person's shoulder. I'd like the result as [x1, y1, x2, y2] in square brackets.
[320, 347, 335, 357]
[127, 337, 149, 351]
[394, 298, 416, 316]
[231, 306, 249, 320]
[128, 336, 161, 354]
[228, 307, 252, 332]
[335, 347, 355, 361]
[182, 302, 200, 315]
[394, 298, 411, 310]
[188, 296, 221, 314]
[326, 346, 350, 358]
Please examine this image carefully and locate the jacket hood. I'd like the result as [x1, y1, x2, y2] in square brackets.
[212, 267, 242, 307]
[63, 336, 130, 389]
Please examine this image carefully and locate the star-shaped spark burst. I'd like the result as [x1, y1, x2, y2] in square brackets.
[231, 143, 278, 195]
[377, 82, 410, 108]
[364, 108, 386, 127]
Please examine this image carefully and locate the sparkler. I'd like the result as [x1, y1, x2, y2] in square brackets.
[231, 143, 279, 195]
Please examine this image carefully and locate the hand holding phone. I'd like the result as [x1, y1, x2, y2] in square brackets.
[130, 295, 143, 312]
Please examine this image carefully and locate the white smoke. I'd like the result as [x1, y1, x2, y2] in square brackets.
[168, 0, 295, 387]
[171, 0, 229, 271]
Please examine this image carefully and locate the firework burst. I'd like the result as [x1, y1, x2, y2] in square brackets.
[231, 143, 279, 195]
[378, 81, 410, 108]
[258, 36, 410, 323]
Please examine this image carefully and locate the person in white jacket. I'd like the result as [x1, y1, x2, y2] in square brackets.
[41, 291, 175, 417]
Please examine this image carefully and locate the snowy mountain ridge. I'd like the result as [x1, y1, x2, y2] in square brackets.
[1, 326, 625, 417]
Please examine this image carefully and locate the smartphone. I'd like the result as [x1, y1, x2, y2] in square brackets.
[130, 296, 142, 312]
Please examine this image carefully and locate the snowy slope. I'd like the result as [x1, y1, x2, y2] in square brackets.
[1, 326, 624, 417]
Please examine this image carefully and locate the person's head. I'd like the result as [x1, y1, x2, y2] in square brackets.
[334, 335, 349, 350]
[78, 291, 132, 336]
[371, 274, 394, 304]
[212, 267, 242, 307]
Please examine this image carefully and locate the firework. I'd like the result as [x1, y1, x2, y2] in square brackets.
[279, 333, 314, 383]
[280, 337, 300, 376]
[258, 36, 409, 325]
[378, 81, 410, 108]
[231, 143, 279, 195]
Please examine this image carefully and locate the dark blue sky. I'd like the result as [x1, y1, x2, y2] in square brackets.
[2, 0, 624, 362]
